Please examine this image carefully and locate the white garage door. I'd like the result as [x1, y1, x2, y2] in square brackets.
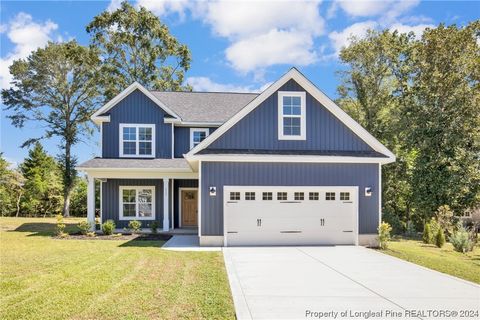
[224, 186, 358, 246]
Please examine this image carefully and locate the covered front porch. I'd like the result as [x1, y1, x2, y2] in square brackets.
[77, 158, 199, 233]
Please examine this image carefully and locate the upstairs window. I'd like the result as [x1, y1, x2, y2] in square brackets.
[278, 91, 306, 140]
[120, 124, 155, 157]
[190, 128, 210, 149]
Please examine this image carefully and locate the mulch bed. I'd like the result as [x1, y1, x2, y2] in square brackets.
[55, 233, 172, 241]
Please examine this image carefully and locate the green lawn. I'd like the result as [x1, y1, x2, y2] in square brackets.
[0, 217, 235, 320]
[381, 237, 480, 284]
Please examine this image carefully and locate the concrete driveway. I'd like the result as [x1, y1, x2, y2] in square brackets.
[223, 246, 480, 320]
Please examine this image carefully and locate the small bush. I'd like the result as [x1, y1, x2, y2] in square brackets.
[102, 220, 116, 235]
[128, 220, 142, 234]
[449, 223, 474, 253]
[78, 220, 92, 235]
[56, 214, 66, 236]
[435, 228, 445, 248]
[150, 221, 158, 234]
[422, 223, 432, 244]
[429, 218, 440, 242]
[405, 221, 416, 238]
[86, 231, 96, 237]
[382, 211, 404, 235]
[112, 233, 122, 238]
[377, 222, 392, 249]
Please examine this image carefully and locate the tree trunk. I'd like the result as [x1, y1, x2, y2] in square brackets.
[63, 190, 72, 217]
[15, 191, 22, 217]
[62, 141, 74, 217]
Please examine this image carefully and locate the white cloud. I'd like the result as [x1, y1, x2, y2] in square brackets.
[226, 29, 317, 74]
[328, 21, 378, 55]
[107, 0, 123, 12]
[336, 0, 392, 17]
[136, 0, 192, 20]
[0, 13, 58, 89]
[187, 76, 271, 93]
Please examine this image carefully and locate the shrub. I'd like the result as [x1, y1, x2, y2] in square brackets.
[112, 233, 122, 238]
[382, 211, 404, 235]
[449, 223, 474, 253]
[429, 218, 440, 241]
[77, 220, 92, 235]
[150, 221, 158, 234]
[377, 222, 392, 249]
[436, 205, 455, 236]
[435, 228, 445, 248]
[86, 231, 96, 237]
[56, 214, 66, 236]
[102, 220, 116, 235]
[405, 221, 416, 238]
[128, 220, 142, 234]
[422, 223, 432, 244]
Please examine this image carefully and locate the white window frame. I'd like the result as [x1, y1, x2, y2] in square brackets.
[277, 91, 306, 140]
[119, 123, 156, 158]
[119, 186, 156, 220]
[190, 128, 210, 150]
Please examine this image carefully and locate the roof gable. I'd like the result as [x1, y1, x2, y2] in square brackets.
[91, 82, 181, 124]
[186, 68, 395, 162]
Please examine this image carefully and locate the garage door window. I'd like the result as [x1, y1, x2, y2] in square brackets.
[262, 192, 273, 200]
[230, 192, 240, 201]
[309, 192, 319, 200]
[326, 192, 336, 200]
[294, 192, 304, 200]
[277, 192, 287, 200]
[245, 192, 256, 200]
[340, 192, 350, 201]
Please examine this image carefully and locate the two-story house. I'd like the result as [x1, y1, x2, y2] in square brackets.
[78, 68, 395, 246]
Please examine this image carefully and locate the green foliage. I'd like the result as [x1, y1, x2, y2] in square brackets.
[435, 205, 455, 236]
[70, 179, 87, 216]
[102, 220, 116, 235]
[378, 222, 392, 249]
[422, 223, 432, 244]
[449, 223, 474, 253]
[0, 154, 25, 216]
[78, 220, 92, 235]
[86, 1, 191, 101]
[86, 231, 96, 237]
[150, 221, 158, 234]
[20, 142, 63, 216]
[2, 40, 102, 217]
[435, 228, 445, 248]
[128, 220, 142, 234]
[382, 211, 404, 235]
[56, 214, 66, 236]
[429, 218, 440, 241]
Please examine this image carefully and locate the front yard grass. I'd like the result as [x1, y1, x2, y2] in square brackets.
[381, 237, 480, 284]
[0, 217, 235, 320]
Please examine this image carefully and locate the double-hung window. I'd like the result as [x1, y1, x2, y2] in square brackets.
[120, 124, 155, 157]
[278, 91, 306, 140]
[120, 186, 155, 220]
[190, 128, 209, 149]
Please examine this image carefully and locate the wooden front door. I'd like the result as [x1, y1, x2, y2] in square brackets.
[181, 189, 198, 227]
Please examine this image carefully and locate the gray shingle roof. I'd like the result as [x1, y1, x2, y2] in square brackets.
[77, 158, 191, 170]
[150, 91, 258, 123]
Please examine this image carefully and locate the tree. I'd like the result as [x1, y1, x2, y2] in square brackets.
[86, 1, 191, 101]
[405, 22, 480, 219]
[2, 40, 102, 217]
[0, 154, 17, 216]
[20, 142, 63, 217]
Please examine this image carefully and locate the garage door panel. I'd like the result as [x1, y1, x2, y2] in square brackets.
[224, 186, 358, 246]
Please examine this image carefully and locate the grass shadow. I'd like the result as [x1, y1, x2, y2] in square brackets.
[11, 222, 79, 237]
[119, 234, 172, 248]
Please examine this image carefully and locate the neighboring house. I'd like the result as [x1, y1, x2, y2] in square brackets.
[78, 68, 395, 246]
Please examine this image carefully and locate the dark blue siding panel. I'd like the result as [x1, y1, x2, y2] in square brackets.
[102, 89, 172, 158]
[201, 162, 379, 236]
[173, 179, 199, 228]
[102, 179, 164, 229]
[174, 127, 217, 158]
[208, 79, 372, 152]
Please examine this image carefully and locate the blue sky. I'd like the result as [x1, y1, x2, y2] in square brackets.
[1, 0, 479, 167]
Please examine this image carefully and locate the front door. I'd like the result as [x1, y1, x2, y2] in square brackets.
[181, 189, 198, 227]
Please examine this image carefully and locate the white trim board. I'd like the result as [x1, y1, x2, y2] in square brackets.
[189, 154, 391, 164]
[91, 82, 181, 124]
[186, 68, 395, 163]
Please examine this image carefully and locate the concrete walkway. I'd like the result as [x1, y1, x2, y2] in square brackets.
[223, 246, 480, 320]
[162, 235, 221, 251]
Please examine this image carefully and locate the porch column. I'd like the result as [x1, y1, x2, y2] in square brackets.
[163, 178, 170, 231]
[87, 175, 95, 231]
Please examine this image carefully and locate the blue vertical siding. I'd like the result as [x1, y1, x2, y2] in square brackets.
[173, 179, 199, 228]
[201, 162, 379, 236]
[102, 179, 164, 229]
[207, 79, 373, 152]
[174, 127, 217, 158]
[102, 89, 172, 158]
